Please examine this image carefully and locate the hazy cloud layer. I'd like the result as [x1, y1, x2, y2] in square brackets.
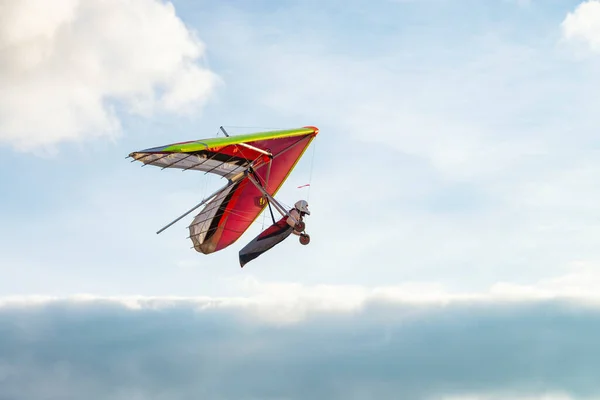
[0, 0, 219, 152]
[1, 297, 599, 400]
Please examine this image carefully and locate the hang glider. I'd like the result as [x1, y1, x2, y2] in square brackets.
[127, 126, 318, 255]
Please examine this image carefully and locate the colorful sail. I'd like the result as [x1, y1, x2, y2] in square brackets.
[128, 126, 319, 254]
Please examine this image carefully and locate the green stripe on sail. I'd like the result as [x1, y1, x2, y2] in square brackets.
[161, 127, 316, 153]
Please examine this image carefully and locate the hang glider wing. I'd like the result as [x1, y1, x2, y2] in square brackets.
[128, 126, 319, 254]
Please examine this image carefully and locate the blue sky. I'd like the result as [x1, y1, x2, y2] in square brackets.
[2, 0, 600, 398]
[3, 0, 600, 295]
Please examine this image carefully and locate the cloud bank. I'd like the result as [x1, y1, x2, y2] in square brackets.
[1, 293, 599, 400]
[4, 261, 600, 322]
[0, 0, 219, 152]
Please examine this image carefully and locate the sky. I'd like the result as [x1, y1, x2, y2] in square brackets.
[2, 0, 600, 398]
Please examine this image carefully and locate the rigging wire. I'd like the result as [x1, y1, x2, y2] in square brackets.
[306, 140, 316, 202]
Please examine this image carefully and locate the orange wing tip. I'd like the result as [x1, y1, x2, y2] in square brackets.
[303, 126, 319, 134]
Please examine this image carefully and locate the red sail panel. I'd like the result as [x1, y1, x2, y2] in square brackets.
[188, 132, 316, 254]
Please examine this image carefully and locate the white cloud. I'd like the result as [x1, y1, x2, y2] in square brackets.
[562, 1, 600, 52]
[0, 0, 220, 152]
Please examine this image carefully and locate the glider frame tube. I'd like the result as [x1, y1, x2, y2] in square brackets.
[156, 179, 237, 234]
[246, 173, 299, 225]
[221, 126, 273, 157]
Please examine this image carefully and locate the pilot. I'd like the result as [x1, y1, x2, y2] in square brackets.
[287, 200, 310, 234]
